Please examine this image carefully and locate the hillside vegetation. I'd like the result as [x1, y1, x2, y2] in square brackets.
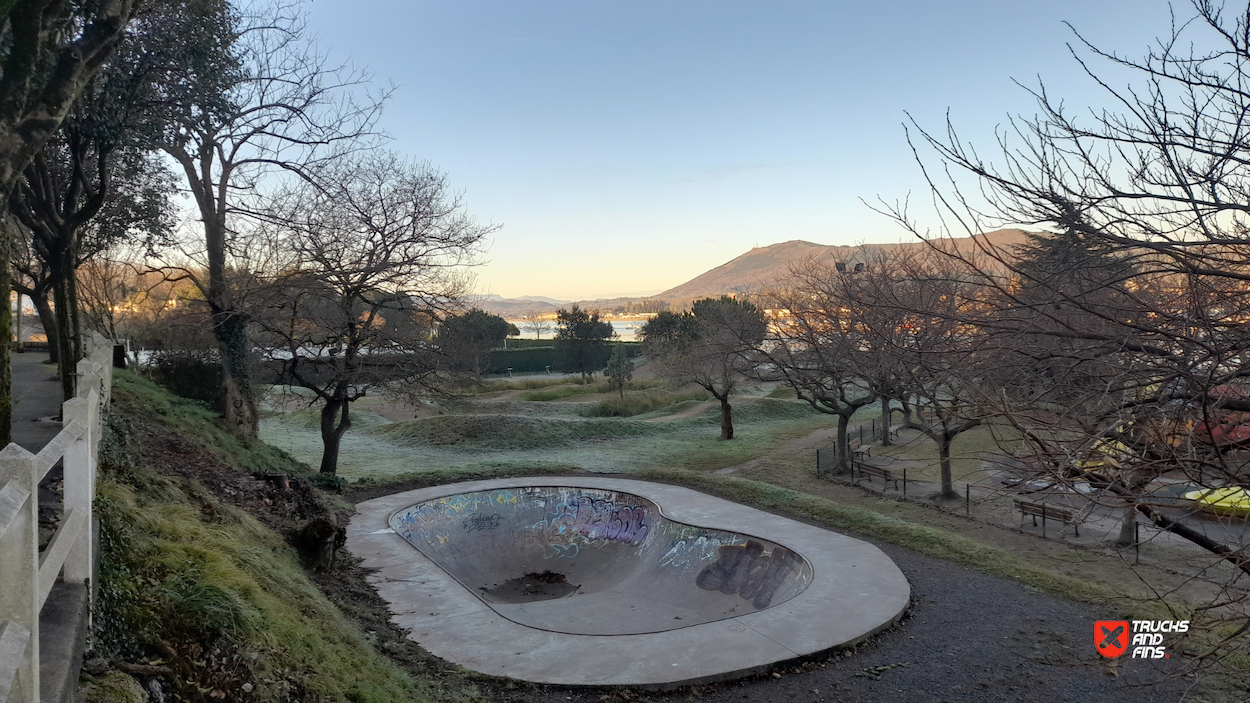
[91, 372, 474, 702]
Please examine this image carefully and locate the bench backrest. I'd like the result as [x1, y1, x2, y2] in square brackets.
[1014, 500, 1073, 519]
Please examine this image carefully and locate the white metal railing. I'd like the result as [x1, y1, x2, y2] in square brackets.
[0, 334, 111, 703]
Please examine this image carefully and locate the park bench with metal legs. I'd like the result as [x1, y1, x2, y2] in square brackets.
[1014, 499, 1079, 538]
[849, 437, 871, 466]
[857, 464, 899, 491]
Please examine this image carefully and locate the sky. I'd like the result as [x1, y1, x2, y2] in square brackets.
[301, 0, 1175, 301]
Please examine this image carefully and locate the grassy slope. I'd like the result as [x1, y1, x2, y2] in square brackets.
[261, 391, 833, 478]
[94, 372, 445, 703]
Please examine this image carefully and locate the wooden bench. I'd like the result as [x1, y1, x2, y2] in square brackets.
[1013, 499, 1079, 537]
[857, 464, 899, 491]
[887, 424, 903, 439]
[850, 437, 871, 465]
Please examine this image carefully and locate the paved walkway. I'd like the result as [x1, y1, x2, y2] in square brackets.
[9, 352, 89, 703]
[12, 350, 64, 453]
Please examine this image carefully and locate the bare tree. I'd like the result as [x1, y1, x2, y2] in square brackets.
[882, 0, 1250, 663]
[9, 217, 57, 362]
[641, 296, 765, 440]
[77, 254, 144, 347]
[253, 151, 492, 475]
[870, 252, 995, 499]
[151, 0, 386, 437]
[524, 318, 553, 340]
[759, 267, 877, 472]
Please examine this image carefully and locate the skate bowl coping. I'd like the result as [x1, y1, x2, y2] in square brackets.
[349, 477, 910, 688]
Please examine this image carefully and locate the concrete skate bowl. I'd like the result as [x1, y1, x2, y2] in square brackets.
[390, 486, 814, 635]
[349, 477, 909, 688]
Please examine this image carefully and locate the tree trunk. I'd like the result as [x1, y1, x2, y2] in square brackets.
[880, 395, 892, 446]
[938, 433, 959, 499]
[836, 413, 850, 474]
[718, 395, 734, 440]
[30, 291, 57, 364]
[213, 310, 258, 437]
[52, 256, 75, 401]
[319, 396, 352, 474]
[901, 396, 919, 430]
[65, 255, 81, 361]
[199, 203, 259, 436]
[0, 221, 11, 446]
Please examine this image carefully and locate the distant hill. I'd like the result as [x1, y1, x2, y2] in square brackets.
[652, 229, 1033, 308]
[474, 295, 561, 318]
[477, 229, 1036, 316]
[516, 295, 571, 305]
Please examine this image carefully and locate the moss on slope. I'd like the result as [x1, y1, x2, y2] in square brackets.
[93, 372, 439, 702]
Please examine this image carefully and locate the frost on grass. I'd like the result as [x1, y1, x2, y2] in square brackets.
[259, 395, 833, 480]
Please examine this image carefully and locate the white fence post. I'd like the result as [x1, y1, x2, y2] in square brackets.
[61, 393, 96, 589]
[87, 332, 112, 406]
[76, 359, 102, 464]
[0, 445, 40, 703]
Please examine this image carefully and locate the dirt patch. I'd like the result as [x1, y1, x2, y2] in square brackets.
[308, 558, 475, 686]
[122, 415, 332, 532]
[481, 570, 579, 603]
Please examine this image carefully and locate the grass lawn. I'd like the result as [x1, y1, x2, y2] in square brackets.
[260, 386, 835, 480]
[870, 423, 1022, 484]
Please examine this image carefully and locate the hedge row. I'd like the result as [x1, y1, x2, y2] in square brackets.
[486, 341, 640, 375]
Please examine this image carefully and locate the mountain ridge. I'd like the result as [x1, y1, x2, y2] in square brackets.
[652, 229, 1032, 308]
[477, 229, 1034, 317]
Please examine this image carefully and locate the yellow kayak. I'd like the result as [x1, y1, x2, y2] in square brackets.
[1183, 487, 1250, 517]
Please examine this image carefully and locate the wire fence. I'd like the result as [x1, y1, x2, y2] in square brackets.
[818, 434, 1250, 592]
[1131, 518, 1250, 591]
[815, 446, 976, 515]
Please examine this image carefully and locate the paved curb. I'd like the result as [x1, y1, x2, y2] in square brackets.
[348, 477, 910, 689]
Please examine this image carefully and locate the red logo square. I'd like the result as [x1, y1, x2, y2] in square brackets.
[1095, 620, 1129, 658]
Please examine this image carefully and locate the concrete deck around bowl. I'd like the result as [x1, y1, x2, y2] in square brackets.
[348, 477, 910, 688]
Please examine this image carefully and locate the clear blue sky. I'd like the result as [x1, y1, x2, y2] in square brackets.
[304, 0, 1173, 300]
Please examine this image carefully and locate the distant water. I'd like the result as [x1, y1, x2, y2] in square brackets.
[508, 320, 642, 342]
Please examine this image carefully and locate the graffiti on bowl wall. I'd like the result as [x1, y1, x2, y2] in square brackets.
[392, 488, 653, 559]
[695, 541, 802, 609]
